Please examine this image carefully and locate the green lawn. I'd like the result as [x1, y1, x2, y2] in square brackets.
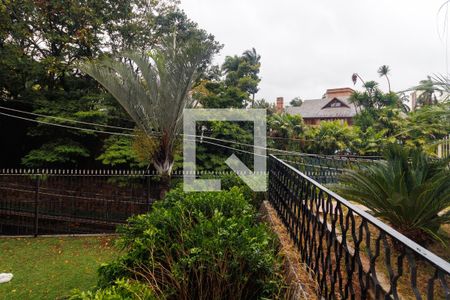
[0, 236, 119, 300]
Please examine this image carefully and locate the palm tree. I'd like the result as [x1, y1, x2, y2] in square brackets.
[243, 47, 261, 66]
[410, 76, 445, 108]
[431, 74, 450, 95]
[80, 39, 210, 198]
[377, 65, 391, 92]
[242, 48, 261, 105]
[268, 113, 304, 151]
[335, 144, 450, 245]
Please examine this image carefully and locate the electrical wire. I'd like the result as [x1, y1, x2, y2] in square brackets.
[0, 106, 294, 155]
[0, 107, 379, 160]
[0, 111, 135, 137]
[0, 97, 135, 122]
[0, 105, 134, 131]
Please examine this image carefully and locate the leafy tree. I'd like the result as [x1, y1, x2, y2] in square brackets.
[0, 0, 220, 169]
[253, 98, 276, 115]
[96, 135, 143, 168]
[335, 144, 450, 245]
[242, 47, 261, 102]
[196, 48, 261, 108]
[304, 121, 357, 155]
[268, 113, 304, 151]
[21, 139, 90, 167]
[396, 102, 450, 152]
[350, 126, 388, 155]
[349, 81, 405, 111]
[191, 49, 262, 172]
[289, 97, 303, 107]
[80, 38, 212, 197]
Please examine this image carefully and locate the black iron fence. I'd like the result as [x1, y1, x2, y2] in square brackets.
[268, 155, 450, 299]
[274, 153, 380, 184]
[0, 169, 162, 235]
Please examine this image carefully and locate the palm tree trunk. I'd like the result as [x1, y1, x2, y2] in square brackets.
[153, 135, 174, 199]
[154, 159, 173, 199]
[386, 75, 391, 92]
[159, 172, 171, 199]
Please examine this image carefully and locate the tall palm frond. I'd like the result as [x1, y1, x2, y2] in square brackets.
[79, 39, 211, 195]
[377, 65, 391, 92]
[403, 76, 447, 108]
[243, 47, 261, 65]
[431, 74, 450, 100]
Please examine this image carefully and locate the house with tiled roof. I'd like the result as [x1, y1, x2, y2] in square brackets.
[285, 88, 357, 125]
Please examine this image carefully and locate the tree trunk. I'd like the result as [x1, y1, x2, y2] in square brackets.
[153, 156, 174, 199]
[153, 132, 174, 199]
[159, 173, 171, 199]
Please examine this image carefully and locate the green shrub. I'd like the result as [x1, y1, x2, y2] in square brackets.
[201, 172, 265, 207]
[70, 278, 155, 300]
[335, 144, 450, 245]
[97, 187, 283, 299]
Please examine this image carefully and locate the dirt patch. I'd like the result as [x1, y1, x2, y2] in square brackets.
[259, 201, 319, 300]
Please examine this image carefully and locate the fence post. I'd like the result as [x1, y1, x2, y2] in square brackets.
[34, 175, 40, 237]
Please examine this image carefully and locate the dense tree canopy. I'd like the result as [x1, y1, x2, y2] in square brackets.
[194, 48, 261, 109]
[0, 0, 220, 168]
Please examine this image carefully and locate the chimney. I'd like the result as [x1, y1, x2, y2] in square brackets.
[276, 97, 284, 113]
[411, 91, 417, 111]
[324, 88, 354, 99]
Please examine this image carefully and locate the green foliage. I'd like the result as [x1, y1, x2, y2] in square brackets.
[268, 113, 305, 151]
[377, 65, 391, 91]
[70, 279, 155, 300]
[21, 139, 90, 167]
[253, 98, 277, 115]
[96, 188, 284, 299]
[409, 76, 446, 108]
[289, 97, 303, 107]
[335, 144, 450, 244]
[349, 89, 407, 113]
[80, 38, 214, 178]
[304, 121, 357, 155]
[196, 121, 254, 171]
[97, 136, 143, 168]
[0, 0, 220, 168]
[397, 102, 450, 152]
[195, 48, 261, 108]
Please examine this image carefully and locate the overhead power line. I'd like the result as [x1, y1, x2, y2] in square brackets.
[0, 105, 134, 131]
[0, 111, 135, 137]
[0, 106, 379, 160]
[0, 98, 135, 122]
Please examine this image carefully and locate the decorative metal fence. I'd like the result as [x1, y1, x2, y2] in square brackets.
[274, 153, 380, 184]
[0, 169, 161, 235]
[268, 155, 450, 299]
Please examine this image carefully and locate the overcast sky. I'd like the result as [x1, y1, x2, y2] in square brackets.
[179, 0, 449, 102]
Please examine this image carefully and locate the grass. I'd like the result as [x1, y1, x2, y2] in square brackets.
[0, 236, 119, 300]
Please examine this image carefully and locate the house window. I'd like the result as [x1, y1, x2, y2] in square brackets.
[323, 98, 349, 109]
[329, 100, 342, 107]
